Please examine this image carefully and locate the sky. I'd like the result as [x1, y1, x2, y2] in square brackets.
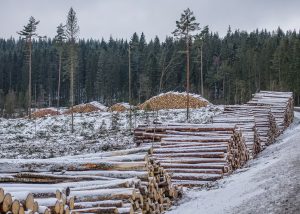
[0, 0, 300, 42]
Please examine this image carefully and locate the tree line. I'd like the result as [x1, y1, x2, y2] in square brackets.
[1, 8, 300, 118]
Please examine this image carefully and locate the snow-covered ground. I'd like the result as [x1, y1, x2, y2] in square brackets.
[167, 112, 300, 214]
[0, 106, 222, 159]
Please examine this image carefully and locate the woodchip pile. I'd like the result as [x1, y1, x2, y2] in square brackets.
[138, 92, 210, 111]
[134, 124, 249, 187]
[109, 103, 131, 112]
[31, 108, 60, 119]
[0, 147, 181, 214]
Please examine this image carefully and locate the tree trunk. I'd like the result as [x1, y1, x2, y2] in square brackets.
[28, 38, 32, 119]
[186, 34, 190, 121]
[57, 52, 62, 114]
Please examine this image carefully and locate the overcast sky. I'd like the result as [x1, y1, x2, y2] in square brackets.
[1, 0, 300, 42]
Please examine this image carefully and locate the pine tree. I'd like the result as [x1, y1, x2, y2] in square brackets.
[172, 8, 199, 120]
[66, 7, 79, 133]
[17, 16, 40, 119]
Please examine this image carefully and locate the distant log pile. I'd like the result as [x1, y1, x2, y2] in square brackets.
[31, 108, 60, 119]
[134, 124, 249, 187]
[109, 103, 131, 112]
[138, 92, 210, 110]
[0, 147, 181, 214]
[64, 102, 107, 114]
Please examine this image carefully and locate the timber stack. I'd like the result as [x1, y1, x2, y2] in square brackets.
[0, 146, 181, 214]
[212, 110, 261, 158]
[247, 91, 294, 133]
[223, 105, 278, 148]
[135, 124, 249, 187]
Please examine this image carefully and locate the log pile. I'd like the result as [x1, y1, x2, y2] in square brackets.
[64, 102, 107, 114]
[212, 112, 261, 158]
[223, 105, 278, 148]
[247, 91, 294, 133]
[138, 92, 210, 110]
[109, 103, 131, 112]
[0, 147, 181, 214]
[134, 124, 249, 187]
[31, 108, 60, 119]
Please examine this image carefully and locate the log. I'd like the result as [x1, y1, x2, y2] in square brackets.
[71, 207, 118, 214]
[70, 188, 136, 202]
[0, 193, 12, 213]
[74, 200, 123, 209]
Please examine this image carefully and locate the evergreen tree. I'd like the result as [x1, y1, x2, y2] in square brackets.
[17, 16, 40, 119]
[172, 8, 200, 120]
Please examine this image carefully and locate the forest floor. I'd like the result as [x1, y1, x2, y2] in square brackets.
[0, 106, 222, 159]
[167, 112, 300, 214]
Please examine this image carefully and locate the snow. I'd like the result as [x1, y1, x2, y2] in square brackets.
[167, 112, 300, 214]
[0, 106, 222, 159]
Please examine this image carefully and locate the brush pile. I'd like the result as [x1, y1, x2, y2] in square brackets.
[138, 92, 210, 110]
[0, 147, 181, 214]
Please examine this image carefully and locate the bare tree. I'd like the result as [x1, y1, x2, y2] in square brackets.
[66, 7, 79, 133]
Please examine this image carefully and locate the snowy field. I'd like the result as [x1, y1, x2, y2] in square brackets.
[0, 106, 222, 159]
[167, 112, 300, 214]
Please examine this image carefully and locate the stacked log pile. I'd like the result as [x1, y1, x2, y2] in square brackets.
[212, 112, 261, 158]
[134, 124, 249, 187]
[247, 91, 294, 133]
[0, 147, 181, 214]
[223, 105, 278, 148]
[138, 92, 210, 110]
[109, 103, 131, 112]
[31, 108, 60, 119]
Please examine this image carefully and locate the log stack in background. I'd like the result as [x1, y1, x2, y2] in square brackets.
[109, 103, 131, 112]
[0, 147, 181, 214]
[31, 108, 60, 119]
[138, 92, 210, 111]
[135, 124, 249, 187]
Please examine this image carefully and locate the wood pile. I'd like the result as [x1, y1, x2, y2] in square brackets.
[64, 102, 107, 114]
[223, 105, 278, 148]
[138, 92, 209, 110]
[31, 108, 60, 119]
[134, 124, 249, 187]
[212, 112, 261, 158]
[247, 91, 294, 133]
[109, 103, 131, 112]
[0, 147, 181, 214]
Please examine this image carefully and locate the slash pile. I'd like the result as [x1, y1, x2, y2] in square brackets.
[0, 147, 181, 214]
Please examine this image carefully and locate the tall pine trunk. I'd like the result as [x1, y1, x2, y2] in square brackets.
[28, 38, 32, 119]
[57, 52, 62, 114]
